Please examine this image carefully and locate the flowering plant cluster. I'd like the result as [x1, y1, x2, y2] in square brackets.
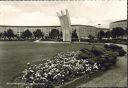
[18, 44, 125, 88]
[20, 51, 100, 88]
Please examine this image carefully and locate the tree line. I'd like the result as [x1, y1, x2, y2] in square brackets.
[97, 27, 128, 41]
[0, 27, 127, 41]
[0, 29, 44, 40]
[0, 29, 78, 41]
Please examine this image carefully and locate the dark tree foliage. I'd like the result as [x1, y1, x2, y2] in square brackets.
[111, 28, 116, 38]
[105, 31, 111, 38]
[33, 29, 44, 39]
[72, 30, 78, 39]
[59, 31, 63, 38]
[111, 27, 125, 38]
[21, 29, 32, 39]
[0, 32, 3, 39]
[49, 29, 59, 39]
[88, 35, 94, 43]
[125, 27, 128, 37]
[3, 31, 7, 39]
[116, 27, 125, 37]
[6, 29, 15, 40]
[98, 30, 105, 40]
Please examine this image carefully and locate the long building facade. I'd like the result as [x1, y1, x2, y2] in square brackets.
[109, 20, 127, 30]
[0, 25, 99, 39]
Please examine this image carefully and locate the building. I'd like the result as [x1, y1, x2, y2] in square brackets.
[109, 20, 127, 30]
[0, 25, 98, 39]
[97, 28, 110, 33]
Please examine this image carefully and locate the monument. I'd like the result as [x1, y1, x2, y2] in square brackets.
[57, 9, 72, 42]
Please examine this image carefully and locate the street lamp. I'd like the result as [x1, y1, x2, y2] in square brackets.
[98, 24, 101, 29]
[96, 24, 101, 37]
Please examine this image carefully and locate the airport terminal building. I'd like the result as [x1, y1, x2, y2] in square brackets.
[109, 20, 127, 30]
[0, 25, 99, 39]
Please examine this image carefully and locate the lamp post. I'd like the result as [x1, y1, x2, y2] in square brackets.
[97, 24, 101, 36]
[97, 24, 101, 42]
[98, 24, 101, 30]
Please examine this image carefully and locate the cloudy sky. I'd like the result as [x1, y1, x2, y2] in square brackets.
[0, 0, 127, 28]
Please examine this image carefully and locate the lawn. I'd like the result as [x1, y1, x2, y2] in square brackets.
[0, 41, 103, 88]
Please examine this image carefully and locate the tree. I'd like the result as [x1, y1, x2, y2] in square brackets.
[111, 28, 117, 38]
[105, 31, 111, 38]
[3, 31, 8, 40]
[72, 30, 78, 39]
[49, 29, 59, 39]
[6, 29, 15, 40]
[111, 27, 125, 38]
[88, 35, 94, 43]
[59, 31, 63, 38]
[98, 30, 105, 41]
[33, 29, 44, 39]
[21, 31, 25, 39]
[21, 29, 32, 40]
[125, 28, 128, 37]
[116, 27, 125, 38]
[0, 32, 3, 39]
[88, 35, 95, 50]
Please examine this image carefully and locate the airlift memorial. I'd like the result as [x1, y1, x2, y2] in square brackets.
[57, 9, 72, 42]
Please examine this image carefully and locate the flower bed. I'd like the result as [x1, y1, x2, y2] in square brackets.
[16, 44, 126, 88]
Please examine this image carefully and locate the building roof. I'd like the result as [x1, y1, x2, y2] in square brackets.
[0, 25, 60, 27]
[98, 28, 109, 30]
[0, 24, 97, 28]
[112, 19, 127, 23]
[96, 28, 110, 32]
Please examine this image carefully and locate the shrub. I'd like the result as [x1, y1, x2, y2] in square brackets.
[110, 44, 122, 50]
[95, 54, 117, 71]
[79, 48, 90, 53]
[100, 63, 112, 71]
[77, 52, 92, 60]
[105, 55, 117, 65]
[104, 44, 109, 49]
[117, 49, 126, 56]
[90, 49, 104, 56]
[78, 48, 92, 59]
[104, 44, 126, 56]
[104, 44, 122, 51]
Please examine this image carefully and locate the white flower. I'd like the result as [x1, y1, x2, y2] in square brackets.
[86, 66, 92, 71]
[35, 71, 41, 77]
[93, 63, 99, 69]
[30, 70, 34, 73]
[44, 73, 48, 77]
[48, 72, 52, 75]
[27, 62, 30, 65]
[56, 69, 60, 72]
[30, 76, 34, 79]
[85, 64, 89, 66]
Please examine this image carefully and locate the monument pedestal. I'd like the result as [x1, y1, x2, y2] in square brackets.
[63, 29, 71, 42]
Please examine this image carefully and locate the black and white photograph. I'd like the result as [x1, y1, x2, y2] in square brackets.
[0, 0, 127, 88]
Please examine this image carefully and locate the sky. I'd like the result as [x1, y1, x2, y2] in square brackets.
[0, 0, 127, 28]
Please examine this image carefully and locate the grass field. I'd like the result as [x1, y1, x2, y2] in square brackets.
[0, 41, 104, 88]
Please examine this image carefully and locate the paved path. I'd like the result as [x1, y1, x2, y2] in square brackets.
[78, 44, 127, 87]
[34, 41, 71, 43]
